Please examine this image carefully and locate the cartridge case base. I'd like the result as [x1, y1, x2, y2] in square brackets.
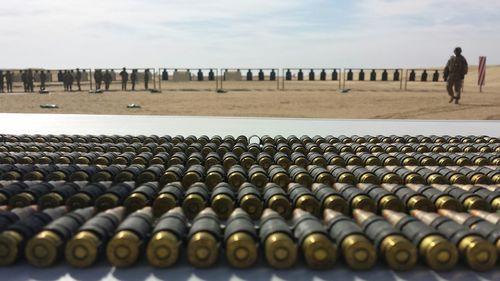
[146, 231, 179, 268]
[187, 231, 219, 268]
[419, 235, 458, 271]
[301, 233, 336, 269]
[25, 230, 62, 267]
[226, 232, 258, 268]
[0, 230, 23, 265]
[342, 234, 377, 270]
[380, 235, 417, 271]
[458, 235, 497, 271]
[264, 233, 297, 269]
[65, 231, 100, 268]
[106, 230, 141, 267]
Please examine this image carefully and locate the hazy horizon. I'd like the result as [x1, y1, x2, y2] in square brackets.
[1, 0, 499, 69]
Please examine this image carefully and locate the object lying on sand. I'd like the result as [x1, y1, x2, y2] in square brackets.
[127, 104, 141, 109]
[149, 89, 161, 93]
[40, 104, 58, 109]
[89, 89, 104, 94]
[39, 88, 49, 94]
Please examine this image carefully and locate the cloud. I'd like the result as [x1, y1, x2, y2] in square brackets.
[0, 0, 499, 68]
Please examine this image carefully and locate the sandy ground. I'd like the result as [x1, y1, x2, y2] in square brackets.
[0, 66, 499, 120]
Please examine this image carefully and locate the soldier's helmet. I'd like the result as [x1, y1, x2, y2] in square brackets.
[454, 47, 462, 55]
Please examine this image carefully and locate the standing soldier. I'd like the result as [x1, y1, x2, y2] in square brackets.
[75, 68, 82, 91]
[39, 70, 47, 90]
[94, 69, 103, 90]
[26, 69, 34, 92]
[62, 70, 69, 91]
[445, 47, 468, 104]
[119, 67, 128, 91]
[20, 70, 28, 92]
[104, 70, 112, 91]
[57, 70, 63, 82]
[0, 70, 4, 93]
[130, 69, 138, 91]
[68, 70, 75, 91]
[5, 71, 13, 93]
[144, 69, 150, 90]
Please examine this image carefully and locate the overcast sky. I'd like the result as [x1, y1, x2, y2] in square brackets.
[1, 0, 499, 69]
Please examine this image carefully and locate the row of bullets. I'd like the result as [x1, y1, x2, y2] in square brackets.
[2, 134, 498, 145]
[0, 205, 498, 271]
[2, 140, 500, 158]
[1, 150, 499, 167]
[1, 163, 498, 189]
[1, 180, 499, 218]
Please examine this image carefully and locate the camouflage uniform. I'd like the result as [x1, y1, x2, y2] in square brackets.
[26, 69, 34, 92]
[94, 69, 103, 90]
[40, 71, 47, 89]
[131, 69, 137, 91]
[103, 70, 112, 90]
[0, 71, 4, 92]
[68, 71, 74, 91]
[63, 71, 70, 91]
[119, 68, 128, 91]
[445, 48, 468, 103]
[5, 71, 13, 92]
[75, 69, 82, 91]
[21, 70, 28, 92]
[144, 69, 150, 90]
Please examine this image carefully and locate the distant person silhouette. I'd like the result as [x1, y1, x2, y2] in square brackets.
[144, 69, 150, 90]
[94, 69, 103, 90]
[26, 69, 34, 92]
[21, 70, 28, 92]
[5, 71, 13, 92]
[131, 69, 138, 91]
[119, 67, 128, 90]
[104, 70, 112, 90]
[0, 71, 4, 93]
[75, 68, 82, 91]
[40, 70, 47, 89]
[57, 70, 63, 82]
[64, 70, 74, 91]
